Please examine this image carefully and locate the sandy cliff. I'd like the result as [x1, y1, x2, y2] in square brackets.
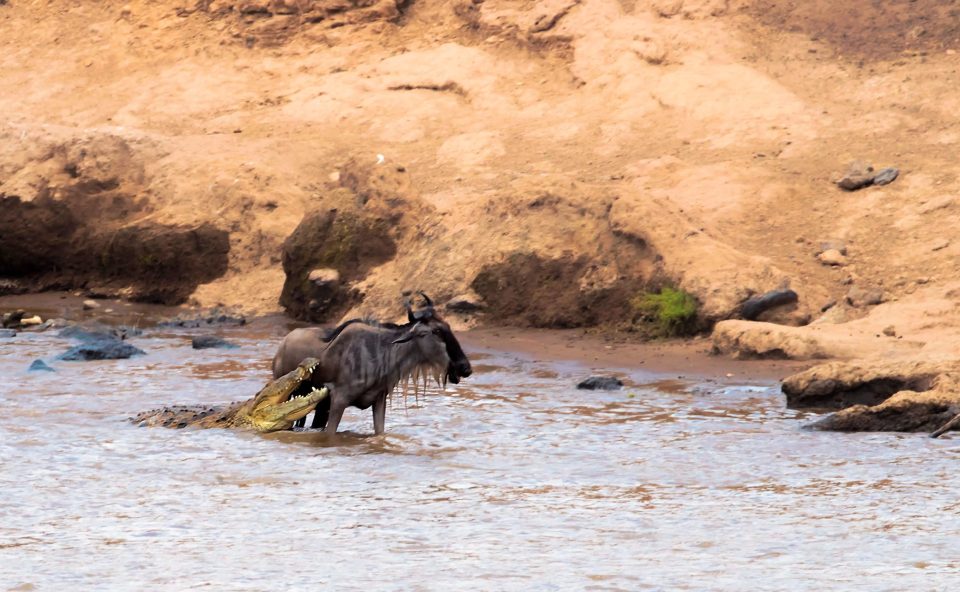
[4, 1, 960, 429]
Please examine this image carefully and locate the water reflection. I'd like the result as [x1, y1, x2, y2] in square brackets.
[1, 324, 958, 589]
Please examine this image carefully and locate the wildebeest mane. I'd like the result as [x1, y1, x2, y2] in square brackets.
[320, 317, 409, 343]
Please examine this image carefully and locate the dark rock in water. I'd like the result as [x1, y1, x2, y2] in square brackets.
[158, 308, 247, 328]
[2, 309, 25, 328]
[871, 167, 899, 186]
[0, 328, 16, 338]
[59, 338, 145, 361]
[740, 289, 799, 321]
[28, 360, 55, 372]
[191, 335, 238, 350]
[59, 323, 141, 342]
[577, 376, 624, 390]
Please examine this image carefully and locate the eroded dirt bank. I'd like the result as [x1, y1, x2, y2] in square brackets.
[5, 1, 960, 430]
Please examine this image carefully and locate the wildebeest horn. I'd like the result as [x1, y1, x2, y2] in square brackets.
[418, 291, 434, 308]
[406, 300, 417, 323]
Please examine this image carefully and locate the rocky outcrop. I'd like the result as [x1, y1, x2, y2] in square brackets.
[782, 360, 960, 433]
[0, 134, 230, 305]
[712, 320, 835, 360]
[782, 360, 941, 410]
[279, 208, 396, 322]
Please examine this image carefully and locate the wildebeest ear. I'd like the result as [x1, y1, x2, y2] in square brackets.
[418, 291, 434, 307]
[392, 323, 420, 344]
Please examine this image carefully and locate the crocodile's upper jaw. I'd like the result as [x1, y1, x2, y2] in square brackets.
[245, 357, 327, 432]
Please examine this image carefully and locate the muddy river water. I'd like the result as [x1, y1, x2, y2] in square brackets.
[1, 312, 958, 590]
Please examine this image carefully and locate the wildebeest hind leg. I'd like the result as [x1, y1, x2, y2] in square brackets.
[310, 396, 331, 429]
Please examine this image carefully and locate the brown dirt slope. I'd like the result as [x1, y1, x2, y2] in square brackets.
[2, 0, 960, 353]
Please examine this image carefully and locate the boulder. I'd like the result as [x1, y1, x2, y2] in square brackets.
[58, 323, 146, 360]
[59, 340, 145, 361]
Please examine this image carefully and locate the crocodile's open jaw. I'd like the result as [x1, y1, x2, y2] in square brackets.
[248, 357, 327, 432]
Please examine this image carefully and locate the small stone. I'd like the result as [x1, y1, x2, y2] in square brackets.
[930, 239, 950, 252]
[820, 299, 837, 313]
[836, 160, 875, 191]
[83, 300, 100, 310]
[846, 286, 884, 308]
[818, 249, 847, 266]
[28, 360, 55, 372]
[577, 376, 624, 390]
[872, 167, 899, 186]
[882, 326, 897, 337]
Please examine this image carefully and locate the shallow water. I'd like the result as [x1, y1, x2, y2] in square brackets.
[1, 319, 959, 591]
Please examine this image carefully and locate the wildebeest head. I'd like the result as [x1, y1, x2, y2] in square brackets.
[393, 292, 472, 384]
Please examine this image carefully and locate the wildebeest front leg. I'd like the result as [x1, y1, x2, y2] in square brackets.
[325, 399, 347, 434]
[372, 392, 387, 435]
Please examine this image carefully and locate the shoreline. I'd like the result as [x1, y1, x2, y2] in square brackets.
[461, 327, 813, 384]
[1, 291, 813, 385]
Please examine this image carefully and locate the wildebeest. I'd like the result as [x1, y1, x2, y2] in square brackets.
[271, 293, 472, 435]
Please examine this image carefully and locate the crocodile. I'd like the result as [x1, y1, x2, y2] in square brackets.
[131, 357, 328, 433]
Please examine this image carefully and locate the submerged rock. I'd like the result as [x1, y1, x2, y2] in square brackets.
[59, 340, 145, 361]
[58, 323, 146, 360]
[157, 309, 246, 328]
[28, 359, 55, 372]
[577, 376, 624, 390]
[191, 335, 238, 350]
[59, 324, 142, 342]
